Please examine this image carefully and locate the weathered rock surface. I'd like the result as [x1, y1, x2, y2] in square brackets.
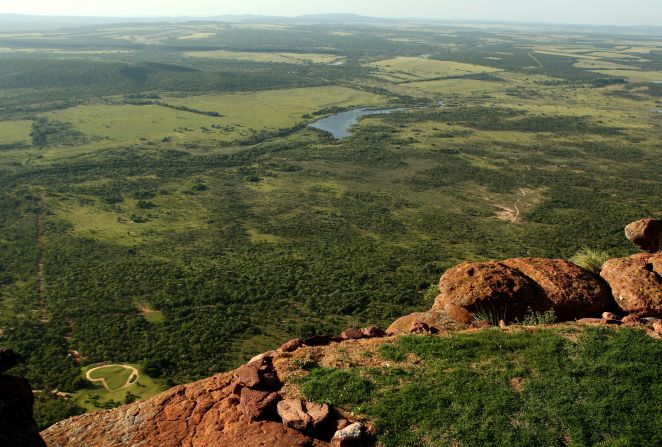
[240, 389, 279, 421]
[387, 309, 461, 335]
[502, 258, 612, 320]
[601, 253, 662, 317]
[434, 261, 540, 321]
[41, 371, 328, 447]
[0, 371, 46, 447]
[625, 218, 662, 253]
[277, 399, 330, 433]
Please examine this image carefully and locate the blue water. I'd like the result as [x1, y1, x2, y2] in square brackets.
[309, 107, 405, 139]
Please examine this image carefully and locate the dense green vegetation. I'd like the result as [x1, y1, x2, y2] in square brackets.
[0, 19, 660, 429]
[300, 327, 662, 446]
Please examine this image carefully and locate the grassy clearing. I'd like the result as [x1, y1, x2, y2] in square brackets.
[87, 365, 134, 391]
[298, 327, 662, 447]
[593, 70, 662, 82]
[40, 86, 383, 148]
[183, 50, 341, 64]
[369, 57, 500, 81]
[0, 119, 32, 144]
[176, 32, 216, 40]
[75, 363, 161, 411]
[164, 86, 383, 126]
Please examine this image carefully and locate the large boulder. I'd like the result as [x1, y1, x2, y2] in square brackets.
[502, 258, 612, 320]
[0, 371, 46, 447]
[625, 218, 662, 253]
[600, 253, 662, 317]
[434, 259, 612, 323]
[433, 261, 543, 321]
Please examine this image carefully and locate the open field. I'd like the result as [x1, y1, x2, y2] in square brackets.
[37, 86, 384, 148]
[75, 364, 161, 411]
[0, 119, 32, 144]
[183, 50, 342, 64]
[369, 57, 500, 81]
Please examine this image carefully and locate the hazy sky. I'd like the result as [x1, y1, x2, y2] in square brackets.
[1, 0, 661, 26]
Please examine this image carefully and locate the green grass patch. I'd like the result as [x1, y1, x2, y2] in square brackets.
[87, 365, 134, 391]
[75, 363, 162, 411]
[300, 328, 662, 447]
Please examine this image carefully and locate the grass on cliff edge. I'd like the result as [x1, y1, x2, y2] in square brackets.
[299, 327, 662, 447]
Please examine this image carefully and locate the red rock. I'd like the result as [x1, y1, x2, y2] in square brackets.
[234, 364, 261, 388]
[654, 321, 662, 335]
[601, 253, 662, 317]
[279, 338, 303, 352]
[622, 314, 642, 325]
[442, 302, 474, 324]
[386, 310, 460, 335]
[499, 319, 507, 328]
[306, 402, 331, 430]
[42, 370, 324, 447]
[0, 373, 46, 447]
[361, 326, 386, 338]
[625, 218, 662, 253]
[277, 399, 309, 431]
[240, 389, 280, 421]
[277, 399, 331, 433]
[434, 261, 541, 322]
[434, 258, 612, 323]
[503, 258, 612, 321]
[340, 328, 365, 340]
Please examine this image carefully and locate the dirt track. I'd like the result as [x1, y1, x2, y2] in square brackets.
[85, 365, 139, 392]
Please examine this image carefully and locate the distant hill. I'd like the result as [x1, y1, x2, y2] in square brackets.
[0, 13, 661, 34]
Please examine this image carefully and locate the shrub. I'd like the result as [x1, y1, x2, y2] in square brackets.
[570, 247, 612, 274]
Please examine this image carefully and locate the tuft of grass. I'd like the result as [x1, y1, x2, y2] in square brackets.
[569, 247, 612, 274]
[519, 307, 556, 325]
[472, 304, 508, 326]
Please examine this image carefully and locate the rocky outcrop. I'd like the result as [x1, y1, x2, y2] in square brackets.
[42, 370, 327, 447]
[600, 252, 662, 317]
[625, 218, 662, 253]
[0, 349, 46, 447]
[433, 258, 611, 323]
